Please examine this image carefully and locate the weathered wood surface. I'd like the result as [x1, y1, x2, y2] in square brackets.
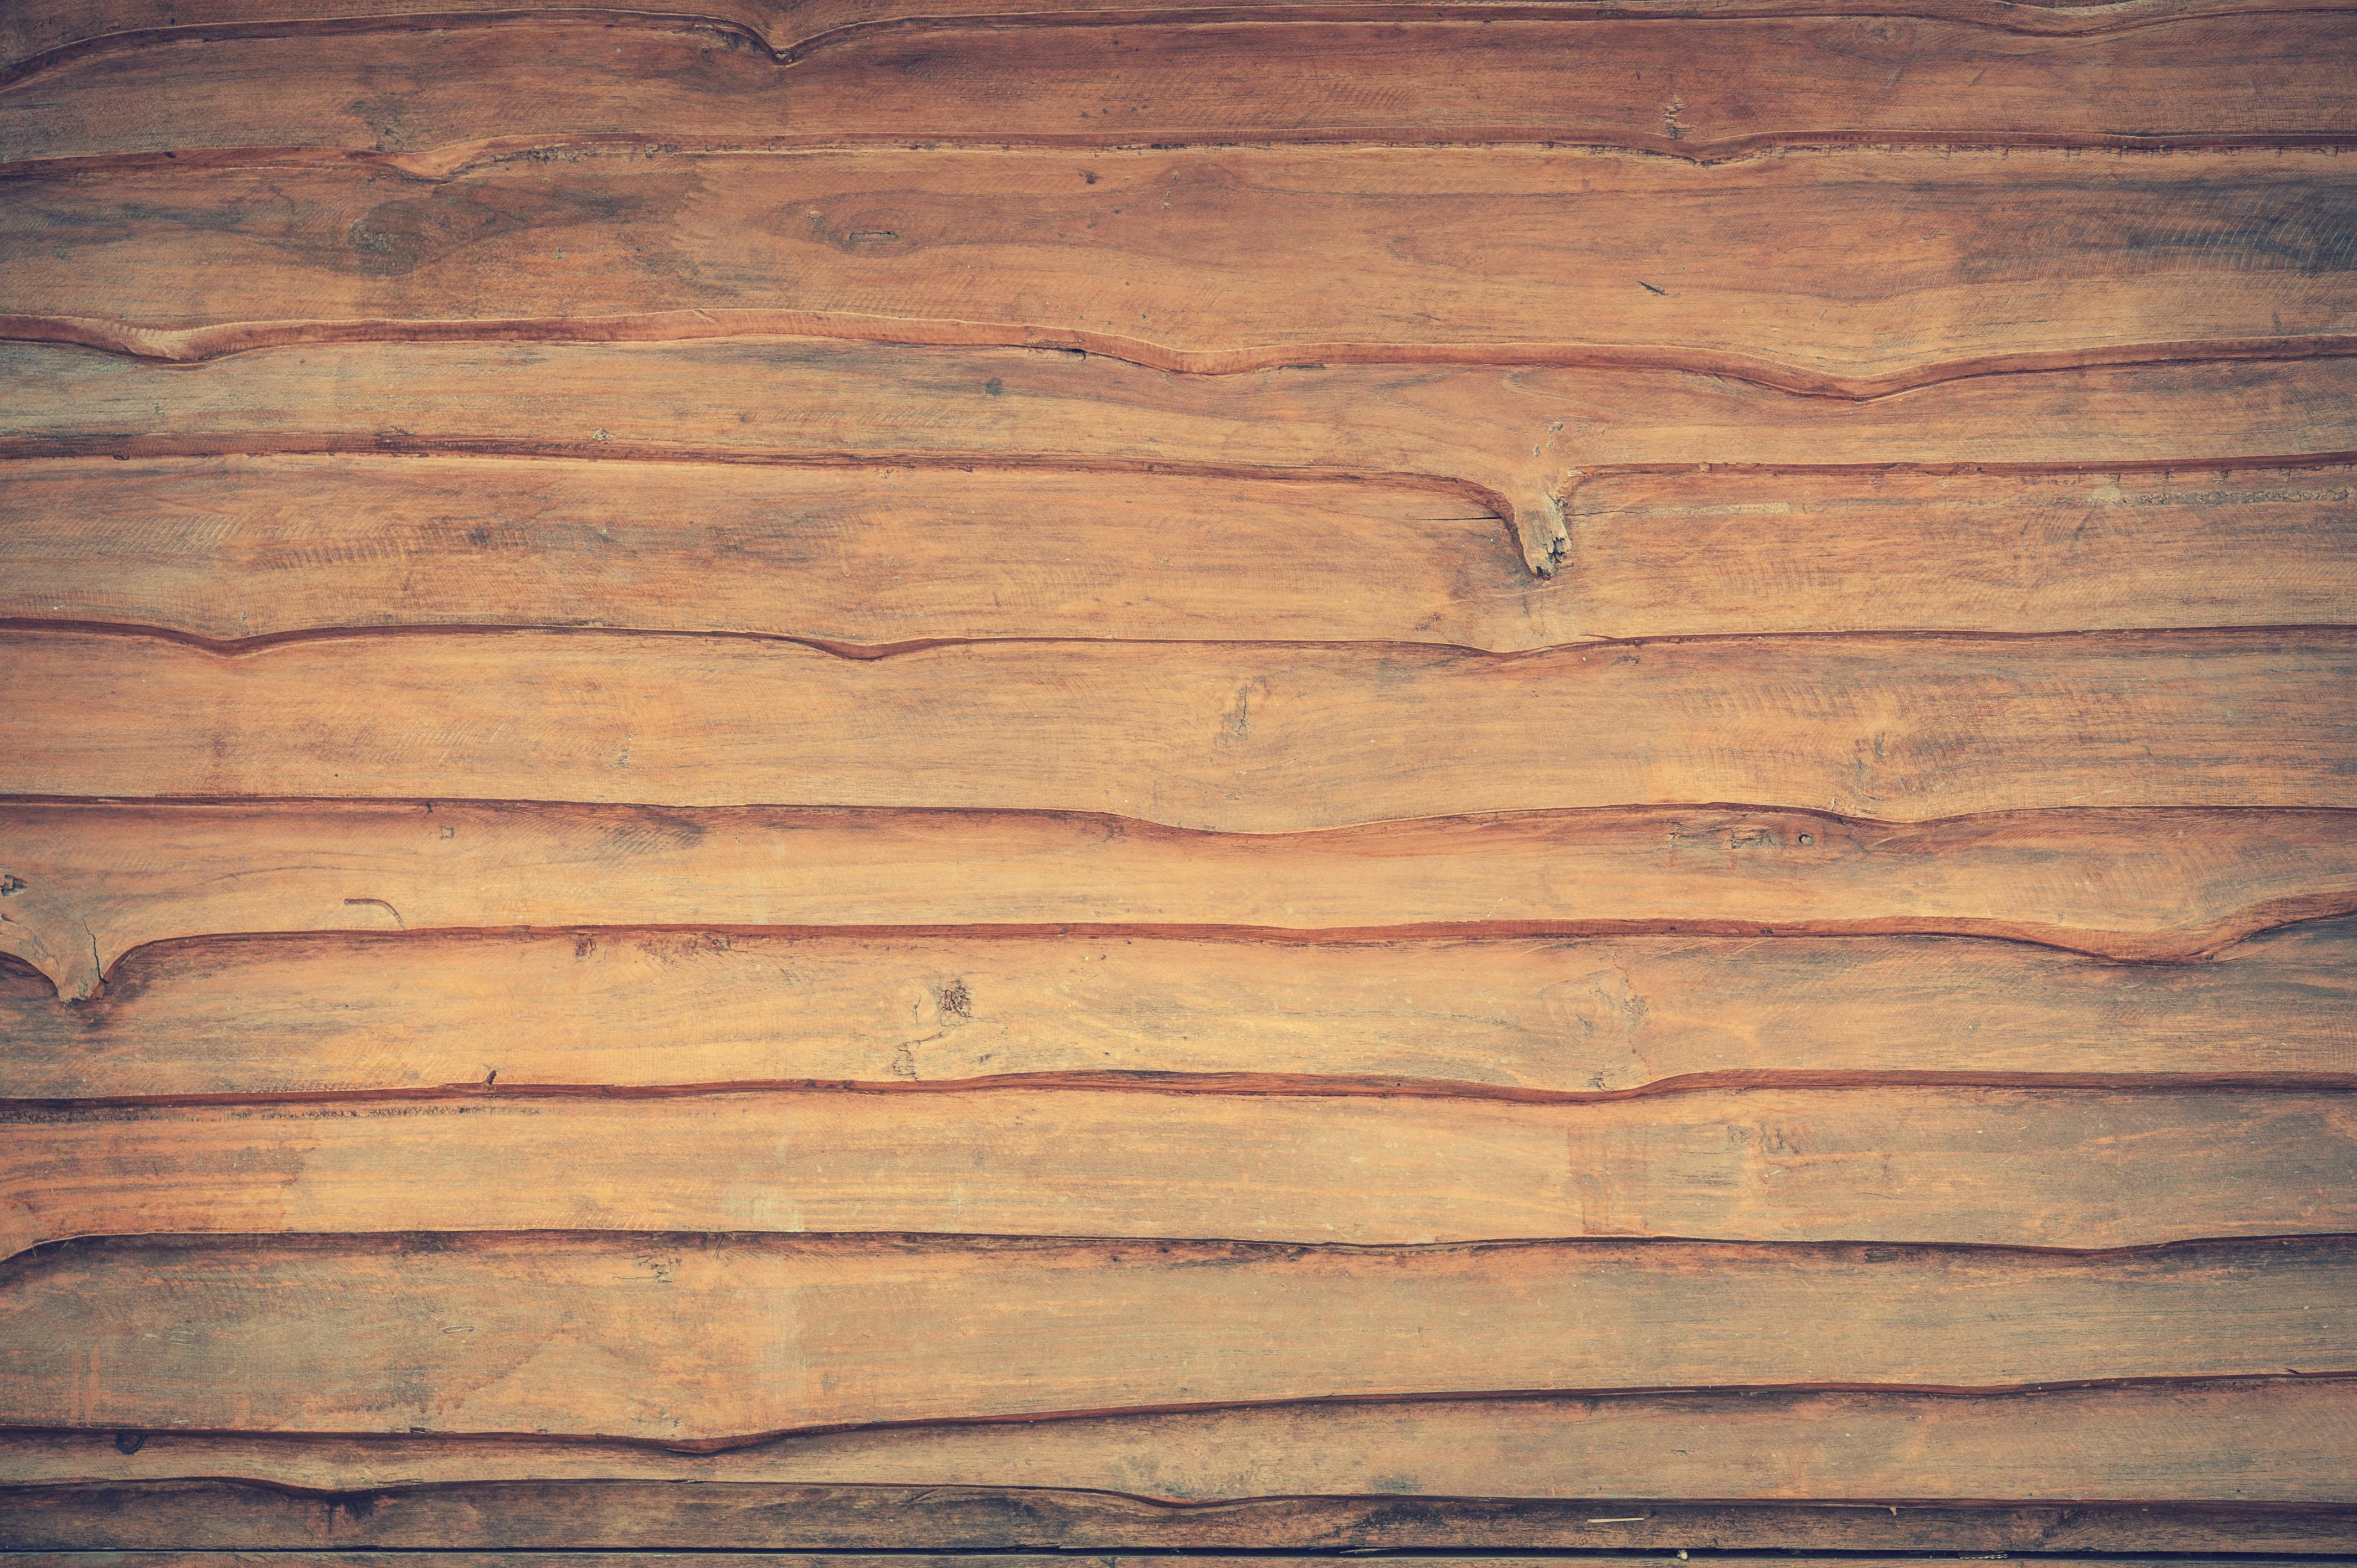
[0, 1546, 2347, 1556]
[4, 1234, 2353, 1440]
[8, 0, 2355, 1540]
[13, 13, 2357, 164]
[8, 0, 2348, 94]
[8, 1494, 2357, 1554]
[9, 1378, 2357, 1503]
[7, 457, 2354, 646]
[0, 1546, 2338, 1556]
[9, 628, 2352, 826]
[13, 344, 2354, 575]
[9, 801, 2355, 1001]
[7, 148, 2350, 389]
[10, 1085, 2351, 1257]
[10, 921, 2354, 1101]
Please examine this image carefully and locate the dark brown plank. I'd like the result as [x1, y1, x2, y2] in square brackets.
[6, 0, 2342, 95]
[4, 1232, 2354, 1440]
[0, 1554, 2340, 1568]
[6, 148, 2349, 392]
[8, 800, 2355, 1000]
[7, 457, 2353, 646]
[11, 12, 2357, 165]
[14, 1490, 2357, 1546]
[10, 921, 2354, 1100]
[8, 1499, 2357, 1555]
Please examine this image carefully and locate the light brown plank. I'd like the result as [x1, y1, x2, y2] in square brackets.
[12, 13, 2357, 166]
[11, 921, 2355, 1101]
[5, 626, 2350, 826]
[8, 800, 2354, 1002]
[12, 1085, 2353, 1258]
[7, 457, 2353, 647]
[6, 148, 2349, 391]
[5, 1234, 2355, 1441]
[1557, 462, 2357, 637]
[12, 344, 2355, 576]
[8, 1377, 2356, 1503]
[0, 1556, 2340, 1568]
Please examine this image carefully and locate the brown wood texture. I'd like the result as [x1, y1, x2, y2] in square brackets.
[5, 1233, 2354, 1441]
[6, 148, 2351, 391]
[9, 11, 2357, 164]
[8, 920, 2353, 1100]
[11, 801, 2356, 1000]
[7, 627, 2351, 824]
[11, 1085, 2354, 1257]
[12, 342, 2355, 574]
[7, 0, 2355, 1545]
[8, 0, 2349, 90]
[4, 1546, 2338, 1556]
[10, 457, 2353, 644]
[11, 1376, 2357, 1502]
[12, 1499, 2357, 1554]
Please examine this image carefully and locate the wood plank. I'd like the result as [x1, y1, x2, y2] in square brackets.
[7, 1494, 2357, 1556]
[0, 1556, 2340, 1568]
[0, 1546, 2347, 1556]
[11, 1085, 2353, 1258]
[4, 1232, 2354, 1440]
[11, 920, 2355, 1101]
[8, 1379, 2357, 1505]
[8, 456, 2354, 647]
[4, 1546, 2338, 1556]
[6, 627, 2351, 826]
[1557, 462, 2357, 638]
[11, 343, 2354, 576]
[7, 148, 2350, 391]
[6, 0, 2341, 94]
[8, 800, 2355, 1002]
[13, 13, 2357, 166]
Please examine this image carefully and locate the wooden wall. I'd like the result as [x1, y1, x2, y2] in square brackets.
[2, 0, 2355, 1558]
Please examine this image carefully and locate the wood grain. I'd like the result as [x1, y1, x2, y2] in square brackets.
[7, 627, 2351, 827]
[11, 921, 2354, 1101]
[7, 148, 2350, 391]
[5, 1232, 2354, 1441]
[12, 13, 2357, 165]
[8, 456, 2353, 647]
[12, 1085, 2353, 1257]
[11, 1500, 2357, 1556]
[0, 1546, 2338, 1556]
[8, 1378, 2357, 1504]
[12, 343, 2354, 575]
[8, 800, 2355, 1000]
[7, 0, 2343, 94]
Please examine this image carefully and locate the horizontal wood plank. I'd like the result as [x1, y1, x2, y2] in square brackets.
[6, 627, 2351, 827]
[9, 1497, 2357, 1555]
[11, 1085, 2354, 1257]
[0, 1546, 2347, 1556]
[8, 801, 2355, 1000]
[12, 13, 2357, 165]
[8, 1378, 2357, 1505]
[6, 148, 2350, 391]
[10, 921, 2355, 1100]
[12, 344, 2355, 575]
[5, 1232, 2355, 1440]
[7, 0, 2346, 97]
[8, 456, 2354, 646]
